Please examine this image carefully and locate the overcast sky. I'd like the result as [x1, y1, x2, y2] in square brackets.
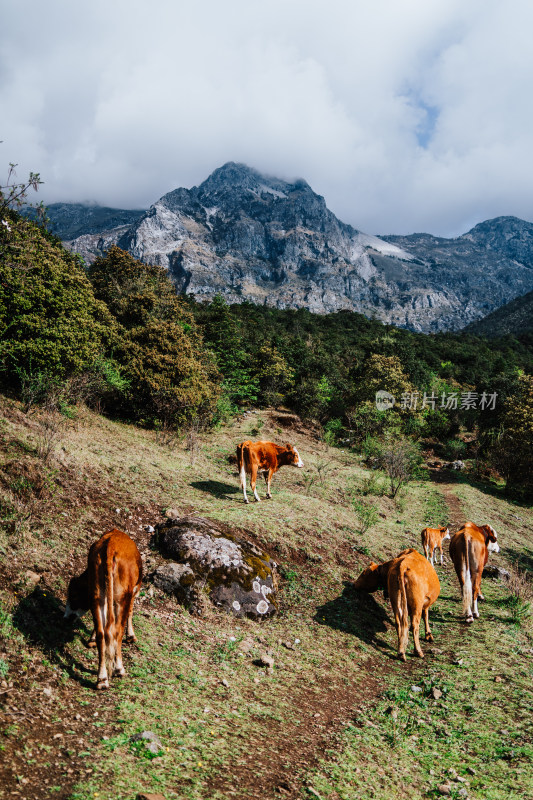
[1, 0, 532, 236]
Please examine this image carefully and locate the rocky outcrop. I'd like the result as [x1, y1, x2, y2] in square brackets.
[151, 515, 278, 620]
[55, 163, 533, 333]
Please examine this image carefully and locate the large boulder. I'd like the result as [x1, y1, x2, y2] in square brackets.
[151, 516, 278, 620]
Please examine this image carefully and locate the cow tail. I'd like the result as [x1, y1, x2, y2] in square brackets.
[236, 443, 245, 487]
[462, 538, 473, 618]
[105, 545, 117, 673]
[399, 564, 408, 623]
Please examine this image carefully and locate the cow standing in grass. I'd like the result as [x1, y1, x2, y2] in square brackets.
[65, 529, 143, 689]
[354, 548, 440, 661]
[421, 526, 450, 566]
[236, 440, 303, 503]
[449, 522, 499, 623]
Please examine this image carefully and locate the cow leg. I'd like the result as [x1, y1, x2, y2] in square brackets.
[439, 546, 444, 566]
[266, 469, 273, 499]
[398, 616, 410, 662]
[423, 543, 429, 561]
[113, 595, 131, 677]
[430, 548, 435, 567]
[411, 611, 424, 658]
[94, 597, 109, 690]
[87, 628, 97, 648]
[125, 587, 139, 643]
[240, 466, 249, 504]
[250, 465, 261, 502]
[472, 571, 482, 619]
[423, 606, 434, 642]
[463, 570, 474, 623]
[392, 598, 409, 662]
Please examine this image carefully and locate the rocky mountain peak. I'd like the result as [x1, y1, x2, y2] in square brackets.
[52, 163, 533, 334]
[460, 216, 533, 268]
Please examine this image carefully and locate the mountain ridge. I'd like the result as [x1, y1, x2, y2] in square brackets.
[41, 162, 533, 333]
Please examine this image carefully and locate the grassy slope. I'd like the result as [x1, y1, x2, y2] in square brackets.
[0, 399, 531, 800]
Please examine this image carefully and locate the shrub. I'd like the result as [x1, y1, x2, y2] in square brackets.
[0, 214, 114, 387]
[88, 247, 221, 427]
[444, 439, 467, 461]
[375, 436, 422, 498]
[352, 500, 380, 534]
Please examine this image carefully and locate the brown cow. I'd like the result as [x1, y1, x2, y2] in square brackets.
[421, 526, 450, 566]
[354, 548, 440, 661]
[65, 529, 143, 689]
[449, 522, 499, 623]
[236, 440, 303, 503]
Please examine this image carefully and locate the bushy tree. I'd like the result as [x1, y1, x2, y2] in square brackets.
[254, 344, 294, 407]
[0, 214, 114, 384]
[197, 295, 258, 407]
[375, 436, 423, 497]
[490, 374, 533, 497]
[353, 353, 413, 404]
[88, 247, 220, 426]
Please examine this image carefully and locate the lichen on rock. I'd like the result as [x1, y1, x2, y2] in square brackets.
[151, 515, 278, 620]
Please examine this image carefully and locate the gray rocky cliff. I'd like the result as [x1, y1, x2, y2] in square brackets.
[59, 163, 533, 333]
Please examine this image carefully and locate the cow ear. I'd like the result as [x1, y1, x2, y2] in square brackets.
[285, 443, 293, 450]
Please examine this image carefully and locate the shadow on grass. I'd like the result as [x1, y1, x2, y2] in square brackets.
[315, 581, 395, 655]
[448, 470, 533, 510]
[505, 546, 533, 575]
[190, 480, 240, 499]
[12, 586, 96, 688]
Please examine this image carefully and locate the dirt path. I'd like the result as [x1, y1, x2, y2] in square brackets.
[429, 468, 464, 530]
[207, 663, 382, 798]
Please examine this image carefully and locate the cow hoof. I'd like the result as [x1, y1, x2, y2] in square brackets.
[266, 494, 272, 500]
[465, 616, 474, 624]
[425, 633, 434, 642]
[113, 667, 126, 678]
[97, 679, 109, 690]
[399, 653, 407, 662]
[126, 635, 137, 644]
[473, 611, 480, 619]
[87, 639, 97, 649]
[415, 651, 425, 659]
[478, 593, 485, 601]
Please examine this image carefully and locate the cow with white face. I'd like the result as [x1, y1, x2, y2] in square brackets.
[449, 522, 500, 623]
[236, 440, 304, 503]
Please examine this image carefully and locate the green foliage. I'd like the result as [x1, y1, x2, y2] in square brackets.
[0, 214, 113, 385]
[489, 374, 533, 497]
[444, 438, 467, 460]
[352, 499, 380, 534]
[255, 344, 294, 407]
[194, 295, 258, 408]
[88, 247, 221, 427]
[353, 353, 412, 404]
[374, 436, 423, 497]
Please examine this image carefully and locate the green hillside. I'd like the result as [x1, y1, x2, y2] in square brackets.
[0, 400, 531, 800]
[464, 288, 533, 337]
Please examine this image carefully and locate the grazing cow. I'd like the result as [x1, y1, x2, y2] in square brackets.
[65, 529, 143, 689]
[421, 526, 450, 566]
[449, 522, 499, 623]
[236, 440, 303, 503]
[354, 548, 440, 661]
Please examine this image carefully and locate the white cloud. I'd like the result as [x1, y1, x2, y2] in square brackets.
[1, 0, 532, 236]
